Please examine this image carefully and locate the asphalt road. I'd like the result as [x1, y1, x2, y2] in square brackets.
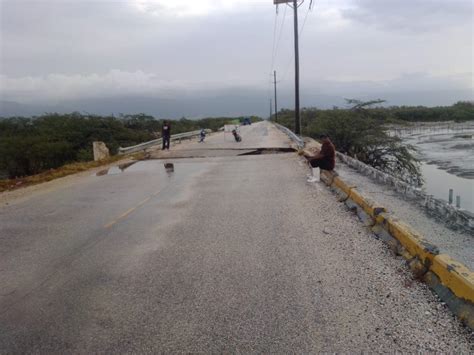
[148, 120, 293, 159]
[0, 122, 472, 353]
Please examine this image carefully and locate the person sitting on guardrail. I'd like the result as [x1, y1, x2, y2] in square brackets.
[162, 121, 171, 150]
[304, 134, 335, 182]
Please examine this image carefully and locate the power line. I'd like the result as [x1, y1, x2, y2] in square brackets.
[272, 4, 288, 72]
[280, 1, 314, 82]
[267, 10, 279, 99]
[267, 1, 314, 117]
[269, 9, 279, 75]
[268, 5, 288, 110]
[268, 5, 288, 89]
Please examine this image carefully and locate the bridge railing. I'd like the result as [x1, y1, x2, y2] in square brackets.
[272, 122, 305, 149]
[119, 129, 212, 154]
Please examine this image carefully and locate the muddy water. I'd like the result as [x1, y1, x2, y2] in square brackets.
[421, 163, 473, 212]
[400, 125, 474, 213]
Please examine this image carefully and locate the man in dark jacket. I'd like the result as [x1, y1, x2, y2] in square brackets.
[304, 134, 336, 182]
[162, 121, 171, 150]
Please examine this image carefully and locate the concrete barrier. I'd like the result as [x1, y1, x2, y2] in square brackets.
[93, 141, 110, 161]
[430, 255, 474, 303]
[335, 151, 473, 232]
[348, 189, 386, 222]
[377, 214, 440, 267]
[425, 256, 474, 329]
[331, 176, 354, 202]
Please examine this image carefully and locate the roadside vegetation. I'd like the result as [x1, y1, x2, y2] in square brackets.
[379, 101, 473, 123]
[273, 101, 474, 186]
[0, 113, 261, 181]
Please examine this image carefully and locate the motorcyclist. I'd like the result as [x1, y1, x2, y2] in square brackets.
[199, 129, 206, 143]
[232, 128, 241, 142]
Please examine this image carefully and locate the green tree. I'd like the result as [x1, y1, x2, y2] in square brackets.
[0, 113, 262, 179]
[273, 100, 423, 186]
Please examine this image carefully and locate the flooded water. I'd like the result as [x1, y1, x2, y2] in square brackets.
[398, 124, 474, 213]
[421, 163, 473, 212]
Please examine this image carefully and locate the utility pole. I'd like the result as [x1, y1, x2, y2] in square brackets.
[270, 99, 273, 120]
[273, 0, 305, 135]
[273, 70, 278, 123]
[292, 0, 301, 135]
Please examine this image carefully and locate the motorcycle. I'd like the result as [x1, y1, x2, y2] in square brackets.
[232, 129, 242, 142]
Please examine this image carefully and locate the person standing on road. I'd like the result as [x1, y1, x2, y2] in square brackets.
[199, 128, 206, 143]
[304, 134, 336, 182]
[162, 120, 171, 150]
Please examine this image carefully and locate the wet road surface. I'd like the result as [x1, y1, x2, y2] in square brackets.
[0, 123, 472, 352]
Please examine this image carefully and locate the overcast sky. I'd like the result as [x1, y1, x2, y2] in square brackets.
[0, 0, 472, 117]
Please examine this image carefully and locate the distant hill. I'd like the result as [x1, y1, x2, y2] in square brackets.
[0, 100, 54, 117]
[1, 88, 472, 118]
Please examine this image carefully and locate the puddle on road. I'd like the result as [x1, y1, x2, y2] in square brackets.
[93, 160, 215, 192]
[96, 161, 178, 177]
[95, 161, 137, 176]
[118, 162, 137, 171]
[164, 163, 174, 176]
[94, 147, 293, 177]
[96, 169, 109, 176]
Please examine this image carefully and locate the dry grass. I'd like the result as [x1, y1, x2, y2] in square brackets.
[0, 153, 145, 193]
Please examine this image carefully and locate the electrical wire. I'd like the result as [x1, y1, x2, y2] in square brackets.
[271, 4, 288, 74]
[280, 1, 315, 82]
[267, 10, 279, 98]
[268, 4, 288, 102]
[267, 0, 314, 105]
[269, 9, 278, 73]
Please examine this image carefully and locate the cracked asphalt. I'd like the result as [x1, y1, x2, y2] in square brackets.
[0, 122, 472, 353]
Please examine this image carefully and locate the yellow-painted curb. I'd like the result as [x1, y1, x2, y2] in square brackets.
[332, 176, 353, 196]
[320, 170, 336, 186]
[431, 254, 474, 303]
[383, 216, 439, 265]
[348, 189, 386, 218]
[314, 155, 474, 328]
[375, 212, 388, 226]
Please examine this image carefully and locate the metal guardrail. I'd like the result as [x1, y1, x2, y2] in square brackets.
[119, 129, 212, 154]
[272, 122, 305, 149]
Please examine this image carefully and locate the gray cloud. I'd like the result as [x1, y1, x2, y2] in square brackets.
[341, 0, 473, 33]
[0, 0, 472, 117]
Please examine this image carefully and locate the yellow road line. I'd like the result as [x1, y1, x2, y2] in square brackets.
[137, 196, 152, 207]
[104, 195, 155, 229]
